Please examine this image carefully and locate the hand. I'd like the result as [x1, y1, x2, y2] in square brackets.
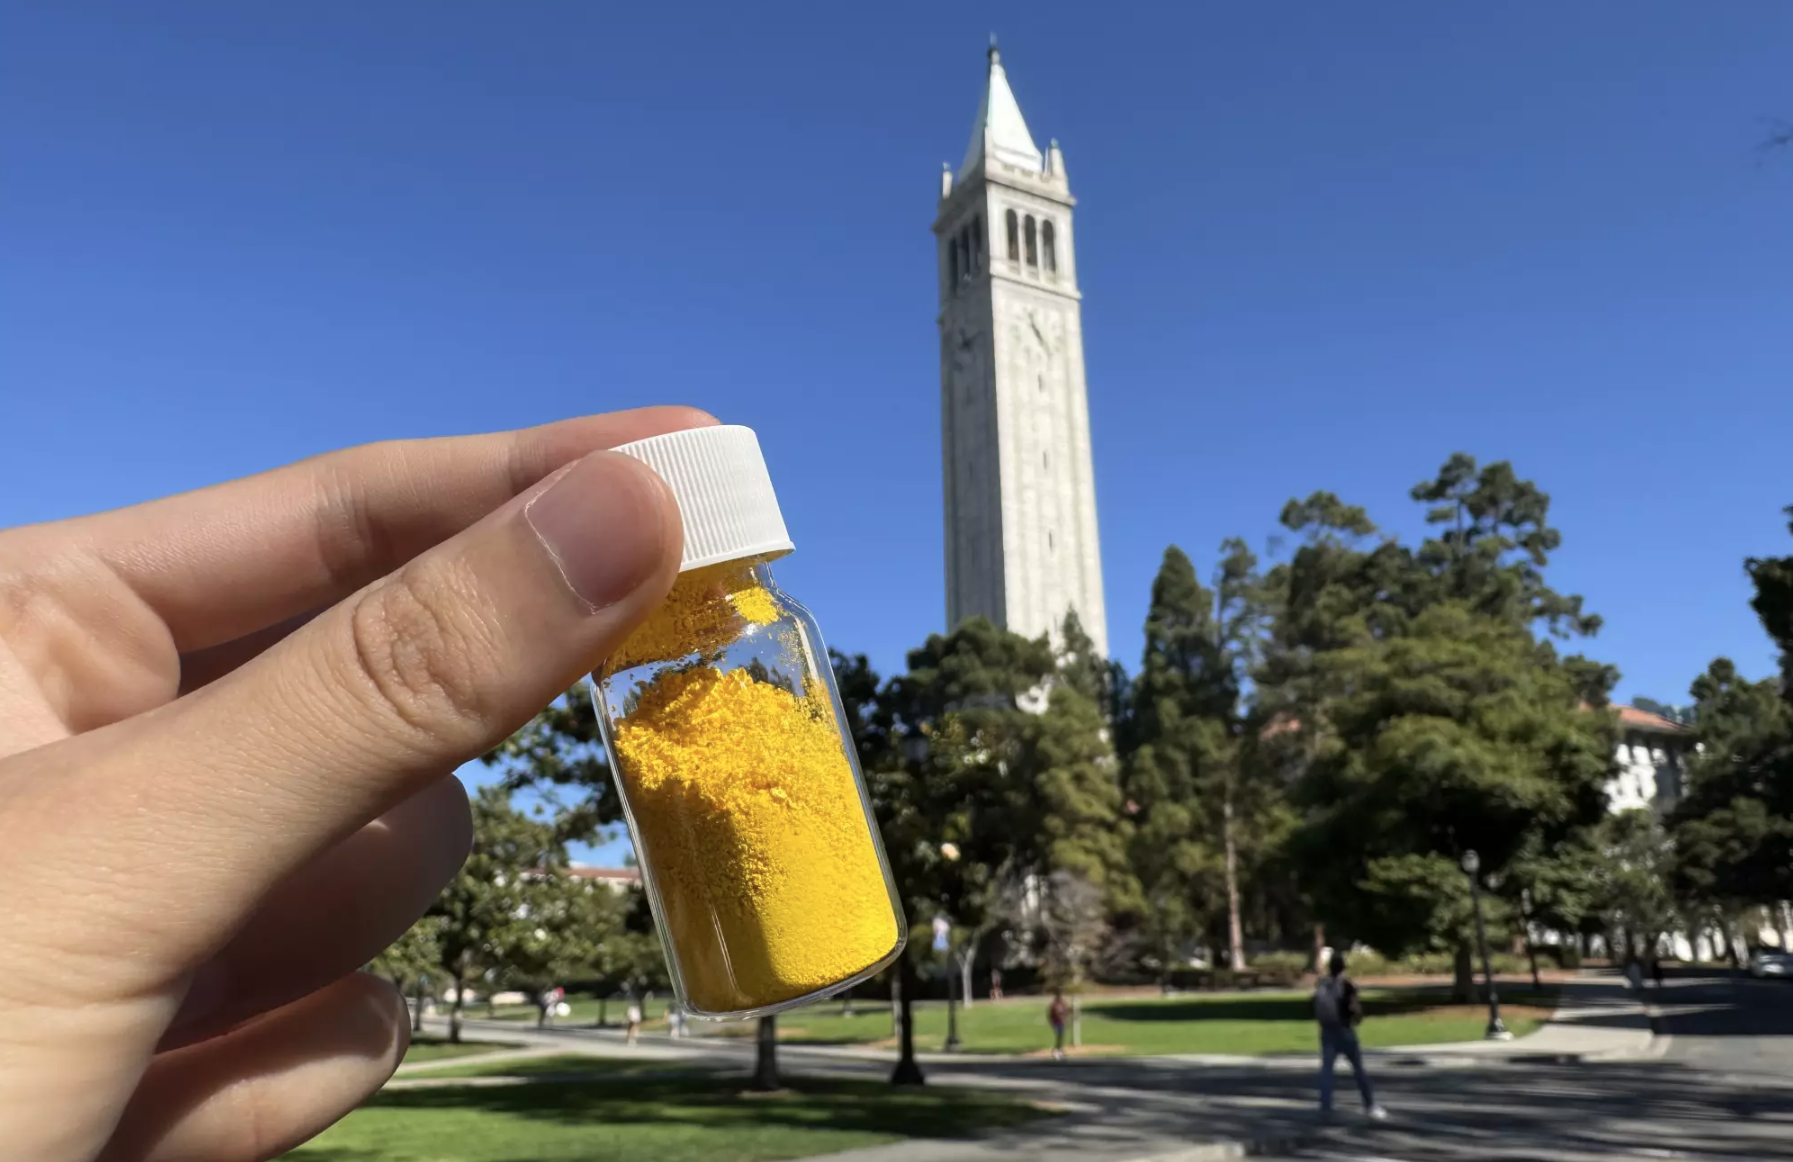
[0, 407, 708, 1161]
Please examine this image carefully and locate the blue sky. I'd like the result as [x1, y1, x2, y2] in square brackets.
[5, 4, 1791, 859]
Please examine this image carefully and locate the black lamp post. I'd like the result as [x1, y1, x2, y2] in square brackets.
[1461, 850, 1512, 1041]
[940, 840, 963, 1052]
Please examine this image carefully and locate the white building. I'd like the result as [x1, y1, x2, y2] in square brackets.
[1606, 704, 1693, 813]
[935, 45, 1108, 657]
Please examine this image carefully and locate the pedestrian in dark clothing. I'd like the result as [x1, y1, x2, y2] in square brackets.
[1316, 952, 1387, 1121]
[1047, 991, 1069, 1061]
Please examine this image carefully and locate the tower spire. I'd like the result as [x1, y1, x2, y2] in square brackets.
[958, 41, 1042, 179]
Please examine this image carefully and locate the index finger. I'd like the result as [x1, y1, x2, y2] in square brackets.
[44, 406, 715, 653]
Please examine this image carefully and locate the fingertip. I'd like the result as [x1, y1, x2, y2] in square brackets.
[525, 450, 684, 614]
[358, 972, 411, 1077]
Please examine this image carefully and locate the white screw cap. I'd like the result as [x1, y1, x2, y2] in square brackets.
[612, 425, 793, 572]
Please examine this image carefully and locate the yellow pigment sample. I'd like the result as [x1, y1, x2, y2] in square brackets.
[606, 570, 898, 1014]
[606, 561, 777, 674]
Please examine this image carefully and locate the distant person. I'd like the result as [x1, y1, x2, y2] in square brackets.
[1626, 958, 1645, 992]
[625, 1000, 643, 1045]
[1315, 952, 1388, 1122]
[990, 968, 1004, 1001]
[1047, 991, 1070, 1061]
[1652, 958, 1666, 989]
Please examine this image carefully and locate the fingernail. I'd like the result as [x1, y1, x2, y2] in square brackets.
[524, 452, 671, 611]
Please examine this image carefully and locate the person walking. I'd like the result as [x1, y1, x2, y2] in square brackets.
[1315, 952, 1387, 1121]
[625, 999, 643, 1046]
[1047, 991, 1069, 1061]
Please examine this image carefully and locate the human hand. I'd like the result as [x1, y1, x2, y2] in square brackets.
[0, 407, 708, 1160]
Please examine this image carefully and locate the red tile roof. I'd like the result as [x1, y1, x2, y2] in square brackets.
[1615, 705, 1688, 734]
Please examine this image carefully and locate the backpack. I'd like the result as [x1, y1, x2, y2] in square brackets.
[1315, 976, 1361, 1028]
[1314, 976, 1343, 1027]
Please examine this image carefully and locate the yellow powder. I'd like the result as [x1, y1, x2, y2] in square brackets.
[608, 596, 898, 1013]
[605, 561, 780, 674]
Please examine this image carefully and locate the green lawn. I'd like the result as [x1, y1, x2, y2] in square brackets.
[420, 1055, 730, 1081]
[401, 1035, 521, 1065]
[484, 995, 675, 1026]
[287, 1069, 1051, 1162]
[767, 990, 1554, 1057]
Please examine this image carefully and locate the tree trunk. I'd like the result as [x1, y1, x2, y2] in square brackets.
[1223, 794, 1246, 972]
[1452, 940, 1474, 1004]
[1518, 900, 1542, 992]
[450, 974, 465, 1044]
[597, 996, 607, 1028]
[1312, 922, 1327, 973]
[890, 955, 925, 1086]
[751, 1016, 780, 1092]
[959, 947, 975, 1011]
[412, 976, 426, 1033]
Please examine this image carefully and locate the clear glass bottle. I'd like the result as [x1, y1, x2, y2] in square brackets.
[592, 425, 906, 1019]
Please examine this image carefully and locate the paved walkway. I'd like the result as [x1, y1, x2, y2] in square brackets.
[396, 975, 1658, 1160]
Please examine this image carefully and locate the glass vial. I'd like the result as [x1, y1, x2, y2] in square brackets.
[593, 425, 906, 1019]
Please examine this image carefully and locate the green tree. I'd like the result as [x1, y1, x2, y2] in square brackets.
[1669, 506, 1793, 950]
[1594, 809, 1679, 964]
[1294, 604, 1611, 995]
[428, 786, 567, 1041]
[1124, 541, 1274, 975]
[1270, 457, 1614, 998]
[1672, 657, 1793, 936]
[482, 689, 618, 845]
[371, 916, 443, 1033]
[1750, 505, 1793, 688]
[1122, 547, 1222, 979]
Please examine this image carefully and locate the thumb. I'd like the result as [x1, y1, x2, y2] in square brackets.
[63, 448, 681, 965]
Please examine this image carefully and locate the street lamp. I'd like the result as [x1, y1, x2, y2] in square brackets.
[939, 842, 963, 1052]
[1461, 850, 1512, 1041]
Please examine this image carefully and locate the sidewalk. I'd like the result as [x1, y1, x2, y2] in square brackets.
[397, 976, 1661, 1162]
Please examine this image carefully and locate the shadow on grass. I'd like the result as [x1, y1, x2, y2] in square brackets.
[418, 1056, 733, 1081]
[362, 1074, 1048, 1137]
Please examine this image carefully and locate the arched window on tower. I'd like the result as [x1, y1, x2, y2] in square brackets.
[956, 232, 970, 285]
[1005, 210, 1019, 262]
[949, 235, 962, 286]
[971, 215, 984, 270]
[1041, 220, 1057, 273]
[1024, 215, 1038, 267]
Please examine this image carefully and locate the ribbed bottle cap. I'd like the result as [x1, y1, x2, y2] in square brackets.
[612, 425, 794, 572]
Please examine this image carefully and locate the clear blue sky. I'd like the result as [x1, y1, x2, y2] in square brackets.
[5, 4, 1790, 855]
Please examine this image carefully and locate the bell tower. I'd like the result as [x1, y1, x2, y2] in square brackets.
[935, 44, 1108, 657]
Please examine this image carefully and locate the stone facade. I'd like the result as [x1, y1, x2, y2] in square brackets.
[935, 47, 1108, 657]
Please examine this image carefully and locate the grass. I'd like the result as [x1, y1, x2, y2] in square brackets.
[767, 989, 1555, 1057]
[418, 1055, 729, 1081]
[287, 1069, 1052, 1162]
[484, 995, 675, 1026]
[401, 1035, 522, 1065]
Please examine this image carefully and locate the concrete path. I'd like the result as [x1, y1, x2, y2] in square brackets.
[395, 975, 1662, 1161]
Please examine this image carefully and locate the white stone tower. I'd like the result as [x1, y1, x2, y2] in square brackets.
[935, 44, 1108, 657]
